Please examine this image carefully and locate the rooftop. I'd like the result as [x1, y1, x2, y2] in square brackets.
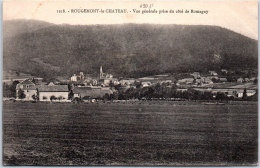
[37, 85, 69, 92]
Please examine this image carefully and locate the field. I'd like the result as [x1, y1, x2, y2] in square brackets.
[3, 101, 258, 166]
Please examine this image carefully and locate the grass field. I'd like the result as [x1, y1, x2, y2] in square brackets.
[3, 101, 258, 166]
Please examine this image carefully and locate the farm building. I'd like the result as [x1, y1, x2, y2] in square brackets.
[119, 79, 136, 86]
[219, 78, 227, 83]
[141, 81, 152, 87]
[221, 69, 228, 74]
[190, 72, 200, 79]
[16, 79, 37, 100]
[209, 71, 218, 76]
[177, 78, 194, 85]
[193, 87, 257, 98]
[237, 78, 244, 83]
[73, 86, 113, 99]
[37, 85, 69, 101]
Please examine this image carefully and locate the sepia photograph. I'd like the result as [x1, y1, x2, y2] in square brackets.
[2, 0, 258, 166]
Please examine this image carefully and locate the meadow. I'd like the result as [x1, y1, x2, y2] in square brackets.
[3, 101, 258, 166]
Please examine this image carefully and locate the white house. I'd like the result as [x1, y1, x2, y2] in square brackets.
[37, 85, 69, 101]
[177, 78, 194, 85]
[191, 72, 200, 79]
[120, 79, 136, 86]
[16, 79, 37, 100]
[71, 74, 78, 82]
[237, 78, 244, 83]
[209, 71, 218, 76]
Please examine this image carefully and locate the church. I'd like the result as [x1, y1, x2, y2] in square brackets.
[99, 66, 118, 86]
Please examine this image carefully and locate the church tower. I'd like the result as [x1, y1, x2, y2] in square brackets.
[100, 66, 103, 79]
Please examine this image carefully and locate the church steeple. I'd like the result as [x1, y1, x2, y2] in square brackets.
[100, 66, 103, 79]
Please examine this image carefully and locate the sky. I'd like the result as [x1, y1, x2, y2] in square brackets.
[3, 0, 258, 39]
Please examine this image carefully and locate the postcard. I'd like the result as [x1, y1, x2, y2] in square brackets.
[2, 0, 258, 166]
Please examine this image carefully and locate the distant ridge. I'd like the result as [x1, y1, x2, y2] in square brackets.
[3, 19, 258, 79]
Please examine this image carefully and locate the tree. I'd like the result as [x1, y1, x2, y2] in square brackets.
[9, 81, 20, 97]
[73, 97, 82, 103]
[212, 78, 219, 83]
[202, 92, 213, 100]
[31, 78, 36, 84]
[103, 93, 110, 100]
[3, 83, 12, 97]
[32, 94, 38, 101]
[58, 96, 64, 101]
[242, 88, 247, 100]
[15, 71, 20, 76]
[114, 84, 121, 91]
[68, 90, 74, 100]
[134, 81, 142, 89]
[50, 95, 56, 101]
[18, 89, 26, 99]
[215, 92, 228, 101]
[109, 81, 114, 88]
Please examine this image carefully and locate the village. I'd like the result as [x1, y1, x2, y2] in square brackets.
[3, 66, 258, 102]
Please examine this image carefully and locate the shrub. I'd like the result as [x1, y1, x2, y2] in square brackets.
[50, 95, 57, 101]
[18, 89, 26, 99]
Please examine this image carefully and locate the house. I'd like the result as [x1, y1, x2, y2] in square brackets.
[237, 78, 243, 83]
[16, 79, 37, 100]
[120, 79, 136, 86]
[203, 77, 213, 84]
[221, 69, 228, 74]
[209, 71, 218, 76]
[196, 77, 213, 85]
[219, 78, 227, 83]
[71, 74, 78, 82]
[244, 78, 250, 82]
[71, 72, 85, 82]
[246, 90, 257, 97]
[250, 77, 256, 81]
[159, 80, 172, 84]
[191, 72, 200, 79]
[207, 76, 219, 80]
[193, 87, 256, 98]
[37, 85, 69, 101]
[195, 78, 203, 85]
[141, 81, 152, 87]
[102, 78, 119, 86]
[177, 78, 194, 85]
[85, 79, 98, 86]
[236, 89, 256, 97]
[73, 86, 113, 99]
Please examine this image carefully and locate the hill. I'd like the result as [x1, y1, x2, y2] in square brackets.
[3, 20, 258, 79]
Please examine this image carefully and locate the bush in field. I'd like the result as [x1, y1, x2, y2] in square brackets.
[68, 90, 74, 100]
[32, 94, 38, 101]
[103, 93, 111, 100]
[58, 96, 64, 101]
[202, 92, 213, 100]
[73, 97, 83, 103]
[42, 96, 47, 100]
[82, 96, 90, 100]
[242, 88, 247, 100]
[215, 92, 228, 100]
[18, 89, 26, 99]
[3, 81, 20, 98]
[50, 95, 57, 101]
[3, 83, 13, 97]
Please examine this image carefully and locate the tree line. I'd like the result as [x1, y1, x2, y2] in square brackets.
[103, 83, 253, 101]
